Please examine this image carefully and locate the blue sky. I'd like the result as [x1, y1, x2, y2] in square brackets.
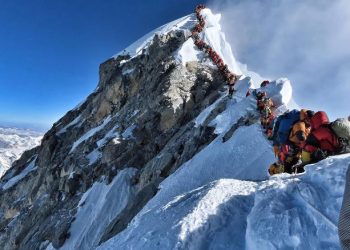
[0, 0, 203, 129]
[1, 0, 349, 130]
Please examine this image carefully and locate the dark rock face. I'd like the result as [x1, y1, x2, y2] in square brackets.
[0, 29, 228, 249]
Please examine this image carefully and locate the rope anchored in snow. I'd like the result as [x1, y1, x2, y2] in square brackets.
[192, 5, 241, 97]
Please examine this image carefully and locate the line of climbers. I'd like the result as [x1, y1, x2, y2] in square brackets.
[253, 82, 350, 175]
[192, 4, 350, 175]
[192, 5, 240, 98]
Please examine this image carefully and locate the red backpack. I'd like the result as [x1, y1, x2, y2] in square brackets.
[310, 111, 329, 130]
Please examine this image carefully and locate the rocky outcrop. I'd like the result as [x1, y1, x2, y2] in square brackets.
[0, 28, 230, 249]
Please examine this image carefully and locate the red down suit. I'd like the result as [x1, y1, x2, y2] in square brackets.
[303, 111, 339, 153]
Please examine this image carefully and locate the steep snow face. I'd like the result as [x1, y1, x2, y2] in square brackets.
[98, 7, 349, 249]
[99, 155, 350, 250]
[200, 9, 242, 75]
[246, 154, 350, 249]
[3, 7, 343, 250]
[60, 168, 137, 250]
[0, 127, 42, 177]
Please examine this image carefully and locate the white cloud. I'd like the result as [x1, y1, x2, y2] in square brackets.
[208, 0, 350, 120]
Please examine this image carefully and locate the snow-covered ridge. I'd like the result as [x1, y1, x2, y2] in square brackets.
[99, 154, 350, 250]
[59, 168, 137, 250]
[175, 9, 242, 76]
[98, 76, 347, 249]
[0, 127, 42, 177]
[113, 15, 196, 59]
[1, 7, 346, 250]
[96, 8, 347, 249]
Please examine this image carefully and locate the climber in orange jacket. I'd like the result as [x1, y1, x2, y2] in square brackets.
[289, 121, 311, 147]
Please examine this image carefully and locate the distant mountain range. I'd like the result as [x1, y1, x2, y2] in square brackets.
[0, 126, 43, 177]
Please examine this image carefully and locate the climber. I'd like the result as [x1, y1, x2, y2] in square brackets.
[194, 23, 203, 33]
[269, 144, 303, 175]
[289, 120, 311, 147]
[227, 74, 238, 98]
[262, 97, 274, 112]
[278, 119, 313, 173]
[206, 47, 213, 55]
[271, 109, 301, 147]
[256, 92, 267, 111]
[223, 65, 230, 75]
[271, 109, 314, 146]
[260, 80, 270, 87]
[330, 117, 350, 154]
[191, 32, 200, 41]
[301, 111, 340, 163]
[194, 39, 205, 49]
[261, 106, 273, 129]
[195, 4, 206, 12]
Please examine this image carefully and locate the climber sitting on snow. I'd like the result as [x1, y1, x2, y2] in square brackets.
[260, 80, 270, 87]
[301, 112, 350, 164]
[269, 111, 350, 175]
[269, 109, 314, 175]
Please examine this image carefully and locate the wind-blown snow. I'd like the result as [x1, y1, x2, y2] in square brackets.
[175, 9, 242, 78]
[0, 127, 42, 177]
[61, 168, 137, 250]
[200, 9, 242, 75]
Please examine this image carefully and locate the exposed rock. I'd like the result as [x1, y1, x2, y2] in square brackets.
[0, 28, 229, 249]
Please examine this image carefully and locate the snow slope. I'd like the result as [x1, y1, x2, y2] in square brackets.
[97, 8, 349, 250]
[99, 155, 349, 250]
[59, 168, 137, 250]
[0, 127, 42, 177]
[37, 7, 347, 250]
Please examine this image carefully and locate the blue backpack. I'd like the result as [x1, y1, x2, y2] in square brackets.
[274, 110, 300, 145]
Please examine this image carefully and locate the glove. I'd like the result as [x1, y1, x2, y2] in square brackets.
[312, 148, 327, 162]
[292, 163, 305, 174]
[337, 138, 349, 154]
